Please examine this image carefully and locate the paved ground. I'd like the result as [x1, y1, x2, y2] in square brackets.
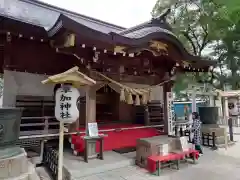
[36, 134, 240, 180]
[78, 138, 240, 180]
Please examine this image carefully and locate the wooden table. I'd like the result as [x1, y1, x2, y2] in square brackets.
[83, 135, 104, 163]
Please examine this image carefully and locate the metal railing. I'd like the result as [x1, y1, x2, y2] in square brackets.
[43, 145, 58, 180]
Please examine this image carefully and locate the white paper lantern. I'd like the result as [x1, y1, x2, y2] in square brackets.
[55, 85, 80, 123]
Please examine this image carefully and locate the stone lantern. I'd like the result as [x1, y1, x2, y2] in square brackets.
[0, 107, 41, 179]
[0, 107, 22, 156]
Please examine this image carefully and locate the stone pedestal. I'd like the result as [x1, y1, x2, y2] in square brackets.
[0, 108, 39, 179]
[201, 124, 229, 146]
[87, 141, 97, 158]
[0, 147, 40, 180]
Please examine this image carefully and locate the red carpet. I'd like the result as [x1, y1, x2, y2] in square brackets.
[71, 124, 161, 153]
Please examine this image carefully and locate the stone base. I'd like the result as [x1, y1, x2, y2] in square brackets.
[0, 147, 40, 180]
[201, 124, 228, 145]
[215, 136, 229, 145]
[87, 141, 97, 158]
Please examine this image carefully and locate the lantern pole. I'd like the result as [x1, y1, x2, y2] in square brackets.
[57, 83, 70, 180]
[58, 121, 64, 180]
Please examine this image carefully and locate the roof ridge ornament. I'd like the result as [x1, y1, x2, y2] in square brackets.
[151, 8, 171, 24]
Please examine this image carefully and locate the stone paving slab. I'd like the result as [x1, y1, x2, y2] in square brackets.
[78, 148, 240, 180]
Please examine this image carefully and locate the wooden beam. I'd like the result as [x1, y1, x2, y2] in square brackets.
[3, 33, 12, 70]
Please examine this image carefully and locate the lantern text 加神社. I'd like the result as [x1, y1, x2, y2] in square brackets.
[55, 85, 80, 123]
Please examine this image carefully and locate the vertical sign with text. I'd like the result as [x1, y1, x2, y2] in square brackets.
[166, 92, 174, 135]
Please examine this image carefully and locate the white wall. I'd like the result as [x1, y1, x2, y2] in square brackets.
[3, 70, 54, 106]
[151, 85, 163, 101]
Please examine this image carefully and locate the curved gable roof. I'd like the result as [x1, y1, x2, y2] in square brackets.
[1, 0, 125, 32]
[1, 1, 216, 71]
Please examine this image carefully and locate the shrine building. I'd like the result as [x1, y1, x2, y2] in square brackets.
[0, 0, 216, 148]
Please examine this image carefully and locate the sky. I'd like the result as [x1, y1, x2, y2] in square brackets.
[40, 0, 156, 28]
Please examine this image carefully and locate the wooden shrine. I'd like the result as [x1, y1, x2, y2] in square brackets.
[0, 0, 216, 139]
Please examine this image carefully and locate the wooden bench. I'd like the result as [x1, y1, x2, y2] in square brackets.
[147, 149, 199, 176]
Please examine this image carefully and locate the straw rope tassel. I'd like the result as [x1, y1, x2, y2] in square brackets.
[135, 95, 140, 106]
[120, 88, 126, 102]
[141, 93, 147, 105]
[127, 92, 133, 104]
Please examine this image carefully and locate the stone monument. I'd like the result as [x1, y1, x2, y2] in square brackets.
[199, 107, 229, 146]
[0, 108, 40, 180]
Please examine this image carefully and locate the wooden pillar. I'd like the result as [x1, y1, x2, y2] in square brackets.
[209, 95, 215, 107]
[3, 32, 11, 68]
[224, 96, 229, 119]
[2, 32, 13, 107]
[144, 105, 150, 125]
[85, 87, 96, 125]
[191, 92, 197, 113]
[85, 86, 97, 158]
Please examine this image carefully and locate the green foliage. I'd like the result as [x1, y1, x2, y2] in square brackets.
[152, 0, 212, 56]
[152, 0, 240, 92]
[208, 0, 240, 89]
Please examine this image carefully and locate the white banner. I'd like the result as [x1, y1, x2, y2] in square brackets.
[167, 92, 174, 135]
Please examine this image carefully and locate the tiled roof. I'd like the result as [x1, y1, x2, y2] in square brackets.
[0, 0, 125, 32]
[121, 26, 176, 39]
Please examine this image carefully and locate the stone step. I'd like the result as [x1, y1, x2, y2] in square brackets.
[4, 162, 40, 180]
[36, 167, 52, 180]
[0, 149, 29, 179]
[64, 153, 135, 179]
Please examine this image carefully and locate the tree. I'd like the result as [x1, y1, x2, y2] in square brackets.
[152, 0, 240, 92]
[152, 0, 215, 95]
[152, 0, 213, 56]
[208, 0, 240, 89]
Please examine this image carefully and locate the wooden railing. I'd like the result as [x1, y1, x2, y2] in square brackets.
[20, 116, 58, 133]
[19, 116, 59, 143]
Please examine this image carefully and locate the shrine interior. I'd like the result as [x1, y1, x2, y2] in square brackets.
[96, 85, 120, 124]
